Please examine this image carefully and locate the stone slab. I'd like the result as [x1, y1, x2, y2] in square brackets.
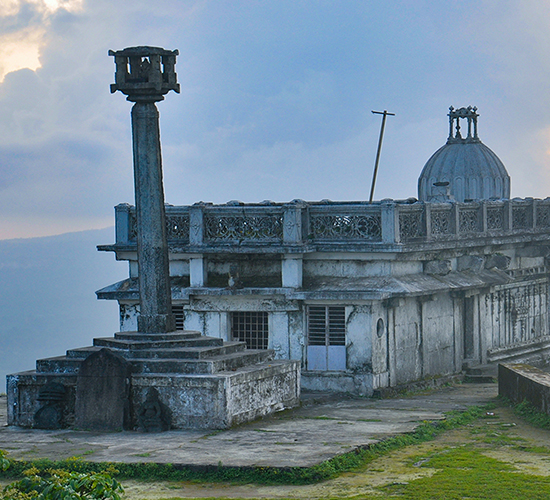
[0, 383, 497, 468]
[74, 348, 131, 431]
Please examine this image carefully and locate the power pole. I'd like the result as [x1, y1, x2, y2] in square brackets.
[369, 110, 395, 203]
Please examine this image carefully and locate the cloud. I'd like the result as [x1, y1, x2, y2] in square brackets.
[0, 0, 83, 81]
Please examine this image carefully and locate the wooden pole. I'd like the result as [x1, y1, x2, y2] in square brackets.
[369, 110, 395, 203]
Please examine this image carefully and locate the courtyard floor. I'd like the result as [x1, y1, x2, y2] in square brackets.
[0, 384, 495, 467]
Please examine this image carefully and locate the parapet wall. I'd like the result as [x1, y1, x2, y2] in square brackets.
[103, 198, 550, 253]
[498, 363, 550, 414]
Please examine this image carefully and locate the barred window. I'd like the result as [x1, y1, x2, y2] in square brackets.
[171, 304, 185, 330]
[231, 312, 269, 349]
[307, 306, 346, 371]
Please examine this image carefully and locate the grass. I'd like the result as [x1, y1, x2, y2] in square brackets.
[146, 398, 550, 499]
[7, 397, 550, 499]
[513, 398, 550, 429]
[381, 446, 550, 500]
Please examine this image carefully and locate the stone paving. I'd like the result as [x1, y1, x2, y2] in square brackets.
[0, 383, 497, 468]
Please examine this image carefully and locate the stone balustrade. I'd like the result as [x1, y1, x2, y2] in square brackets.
[111, 198, 550, 251]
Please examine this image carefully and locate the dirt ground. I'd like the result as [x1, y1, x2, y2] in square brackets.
[117, 403, 550, 500]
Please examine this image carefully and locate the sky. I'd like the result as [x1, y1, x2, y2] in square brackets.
[2, 0, 550, 239]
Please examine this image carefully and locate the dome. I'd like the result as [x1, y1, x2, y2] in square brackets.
[418, 106, 510, 202]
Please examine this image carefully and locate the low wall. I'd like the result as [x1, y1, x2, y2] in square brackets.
[498, 363, 550, 414]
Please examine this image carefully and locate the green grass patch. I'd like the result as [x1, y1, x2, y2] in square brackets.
[512, 399, 550, 430]
[381, 446, 550, 499]
[0, 405, 485, 486]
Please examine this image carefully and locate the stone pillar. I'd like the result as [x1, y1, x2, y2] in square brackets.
[132, 102, 175, 332]
[115, 203, 132, 245]
[282, 255, 303, 288]
[189, 255, 207, 287]
[110, 46, 180, 333]
[381, 202, 397, 244]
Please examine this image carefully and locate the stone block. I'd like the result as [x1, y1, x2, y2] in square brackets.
[424, 260, 451, 275]
[34, 382, 67, 429]
[516, 245, 550, 258]
[457, 255, 484, 272]
[499, 363, 550, 414]
[485, 254, 510, 270]
[137, 387, 171, 432]
[74, 348, 131, 431]
[131, 359, 300, 429]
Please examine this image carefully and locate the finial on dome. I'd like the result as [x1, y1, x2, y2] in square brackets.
[447, 105, 479, 144]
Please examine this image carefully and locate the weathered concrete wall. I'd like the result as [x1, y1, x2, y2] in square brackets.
[9, 361, 300, 430]
[270, 311, 290, 358]
[288, 309, 305, 365]
[300, 371, 373, 395]
[120, 302, 139, 331]
[385, 293, 460, 387]
[302, 256, 422, 279]
[371, 302, 389, 389]
[421, 294, 456, 377]
[7, 373, 77, 427]
[388, 298, 422, 385]
[131, 360, 300, 429]
[346, 305, 373, 373]
[481, 281, 548, 352]
[499, 363, 550, 414]
[112, 247, 550, 395]
[207, 256, 281, 287]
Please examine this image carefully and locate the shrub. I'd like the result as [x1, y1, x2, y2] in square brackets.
[0, 453, 123, 500]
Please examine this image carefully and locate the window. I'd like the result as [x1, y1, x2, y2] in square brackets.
[307, 306, 346, 370]
[171, 304, 185, 330]
[231, 312, 269, 349]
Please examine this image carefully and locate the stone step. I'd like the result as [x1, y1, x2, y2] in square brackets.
[66, 346, 103, 359]
[36, 356, 82, 374]
[114, 331, 202, 341]
[123, 342, 247, 359]
[130, 349, 275, 375]
[93, 336, 223, 350]
[66, 342, 246, 360]
[464, 363, 498, 383]
[36, 349, 274, 375]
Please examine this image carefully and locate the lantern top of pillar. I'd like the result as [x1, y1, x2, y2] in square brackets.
[109, 46, 180, 102]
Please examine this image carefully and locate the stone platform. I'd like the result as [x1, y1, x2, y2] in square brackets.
[0, 384, 497, 468]
[7, 330, 300, 430]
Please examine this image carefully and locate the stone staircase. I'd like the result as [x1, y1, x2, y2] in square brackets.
[463, 363, 498, 383]
[37, 332, 273, 375]
[7, 330, 300, 430]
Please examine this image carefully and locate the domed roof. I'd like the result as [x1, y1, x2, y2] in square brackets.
[418, 106, 510, 202]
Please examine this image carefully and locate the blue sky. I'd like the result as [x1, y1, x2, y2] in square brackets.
[2, 0, 550, 239]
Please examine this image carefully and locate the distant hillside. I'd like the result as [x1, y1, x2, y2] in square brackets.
[0, 228, 127, 387]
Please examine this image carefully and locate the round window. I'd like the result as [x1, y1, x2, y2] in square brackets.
[376, 318, 385, 338]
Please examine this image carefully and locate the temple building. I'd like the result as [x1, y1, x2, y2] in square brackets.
[96, 106, 550, 395]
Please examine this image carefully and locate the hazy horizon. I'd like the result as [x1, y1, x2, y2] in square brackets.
[0, 227, 127, 385]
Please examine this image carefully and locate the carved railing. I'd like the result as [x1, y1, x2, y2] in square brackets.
[308, 205, 382, 242]
[113, 198, 550, 248]
[203, 207, 284, 243]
